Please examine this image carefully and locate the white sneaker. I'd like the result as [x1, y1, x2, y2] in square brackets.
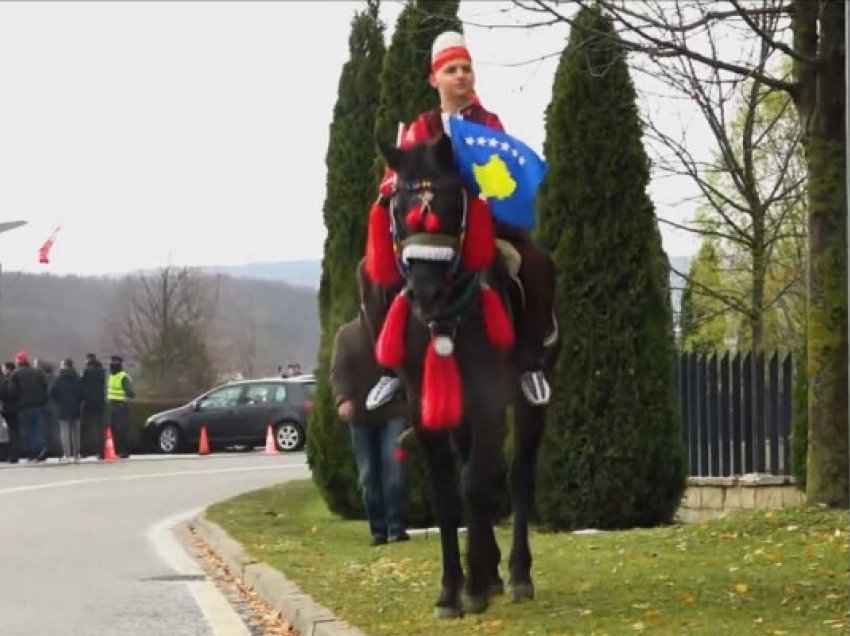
[520, 370, 551, 406]
[366, 375, 401, 411]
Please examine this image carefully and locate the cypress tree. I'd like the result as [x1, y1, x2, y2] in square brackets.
[307, 0, 386, 517]
[535, 6, 686, 529]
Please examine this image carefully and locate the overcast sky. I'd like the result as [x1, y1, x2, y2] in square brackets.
[0, 1, 703, 276]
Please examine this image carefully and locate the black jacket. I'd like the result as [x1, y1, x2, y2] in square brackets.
[80, 359, 106, 412]
[0, 374, 16, 415]
[9, 364, 48, 409]
[50, 368, 82, 420]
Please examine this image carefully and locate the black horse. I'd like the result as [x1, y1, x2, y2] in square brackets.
[358, 133, 555, 618]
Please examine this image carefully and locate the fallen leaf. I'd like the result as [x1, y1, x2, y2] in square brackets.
[645, 609, 659, 620]
[679, 593, 696, 605]
[632, 621, 646, 631]
[735, 583, 749, 595]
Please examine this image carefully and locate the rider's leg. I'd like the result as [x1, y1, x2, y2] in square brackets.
[502, 232, 557, 406]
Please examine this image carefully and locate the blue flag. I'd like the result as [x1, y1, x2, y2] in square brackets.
[448, 116, 547, 230]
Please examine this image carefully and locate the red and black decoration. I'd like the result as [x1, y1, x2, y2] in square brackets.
[421, 334, 463, 430]
[365, 198, 402, 286]
[460, 197, 495, 272]
[375, 291, 412, 369]
[479, 284, 514, 351]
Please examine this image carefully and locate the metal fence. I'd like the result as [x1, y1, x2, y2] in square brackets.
[675, 351, 794, 477]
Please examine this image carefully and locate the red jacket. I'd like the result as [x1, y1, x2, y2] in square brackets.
[403, 104, 504, 145]
[379, 104, 504, 195]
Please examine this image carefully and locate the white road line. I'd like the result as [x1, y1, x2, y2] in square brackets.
[0, 463, 308, 496]
[149, 509, 250, 636]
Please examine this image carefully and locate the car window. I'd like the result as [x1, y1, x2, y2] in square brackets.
[199, 386, 242, 409]
[271, 385, 287, 403]
[244, 383, 283, 404]
[303, 382, 317, 398]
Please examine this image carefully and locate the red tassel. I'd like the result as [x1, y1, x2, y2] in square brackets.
[393, 447, 406, 462]
[375, 292, 411, 368]
[365, 201, 401, 286]
[461, 197, 495, 272]
[421, 336, 463, 430]
[480, 286, 514, 351]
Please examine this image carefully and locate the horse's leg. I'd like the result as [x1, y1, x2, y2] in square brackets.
[508, 398, 546, 602]
[419, 430, 465, 619]
[461, 404, 506, 614]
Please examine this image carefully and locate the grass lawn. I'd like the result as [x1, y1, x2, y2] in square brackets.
[207, 479, 848, 635]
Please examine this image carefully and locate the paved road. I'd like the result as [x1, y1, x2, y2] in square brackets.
[0, 453, 309, 636]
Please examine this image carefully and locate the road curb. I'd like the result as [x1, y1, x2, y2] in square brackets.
[190, 513, 365, 636]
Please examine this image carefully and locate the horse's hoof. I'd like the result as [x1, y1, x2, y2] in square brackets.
[434, 605, 464, 620]
[510, 582, 535, 603]
[465, 593, 489, 614]
[487, 579, 505, 598]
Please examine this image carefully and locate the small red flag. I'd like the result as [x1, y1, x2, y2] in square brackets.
[38, 226, 61, 264]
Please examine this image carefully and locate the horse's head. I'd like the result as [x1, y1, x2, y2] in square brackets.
[379, 135, 487, 323]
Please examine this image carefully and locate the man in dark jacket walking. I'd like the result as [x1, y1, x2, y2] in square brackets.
[331, 315, 409, 546]
[50, 358, 82, 462]
[80, 353, 106, 458]
[9, 351, 48, 462]
[0, 361, 19, 463]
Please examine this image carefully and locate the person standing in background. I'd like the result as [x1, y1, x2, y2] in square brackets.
[106, 355, 135, 459]
[0, 361, 19, 463]
[50, 358, 82, 463]
[80, 353, 106, 458]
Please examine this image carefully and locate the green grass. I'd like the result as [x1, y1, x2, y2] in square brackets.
[207, 480, 848, 635]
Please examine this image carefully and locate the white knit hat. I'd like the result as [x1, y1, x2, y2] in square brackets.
[431, 31, 472, 73]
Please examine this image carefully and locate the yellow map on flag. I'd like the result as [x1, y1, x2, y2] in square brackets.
[472, 154, 517, 200]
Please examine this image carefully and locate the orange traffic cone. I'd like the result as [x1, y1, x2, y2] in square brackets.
[103, 426, 117, 462]
[198, 425, 210, 456]
[264, 425, 279, 455]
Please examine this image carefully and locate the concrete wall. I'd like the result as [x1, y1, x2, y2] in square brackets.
[676, 474, 806, 523]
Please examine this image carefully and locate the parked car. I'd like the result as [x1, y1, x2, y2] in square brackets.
[144, 375, 316, 454]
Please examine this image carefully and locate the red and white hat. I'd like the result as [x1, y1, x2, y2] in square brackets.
[431, 31, 472, 74]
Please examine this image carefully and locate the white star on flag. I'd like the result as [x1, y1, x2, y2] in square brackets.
[477, 136, 487, 145]
[511, 148, 519, 157]
[488, 138, 499, 147]
[518, 156, 527, 166]
[465, 136, 475, 146]
[501, 142, 511, 151]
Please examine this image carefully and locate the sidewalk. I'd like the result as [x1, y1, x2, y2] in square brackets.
[188, 513, 365, 636]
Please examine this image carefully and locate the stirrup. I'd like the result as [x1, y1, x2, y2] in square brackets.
[520, 370, 551, 406]
[366, 375, 401, 411]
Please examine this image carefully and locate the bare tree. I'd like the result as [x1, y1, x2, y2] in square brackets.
[109, 266, 219, 398]
[502, 0, 845, 506]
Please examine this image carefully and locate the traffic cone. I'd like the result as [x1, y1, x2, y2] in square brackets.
[264, 425, 279, 455]
[103, 426, 117, 462]
[198, 425, 210, 456]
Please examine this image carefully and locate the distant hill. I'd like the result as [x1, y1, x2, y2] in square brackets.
[0, 271, 319, 378]
[205, 260, 322, 289]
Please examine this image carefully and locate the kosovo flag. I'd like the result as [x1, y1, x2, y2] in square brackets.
[448, 116, 547, 230]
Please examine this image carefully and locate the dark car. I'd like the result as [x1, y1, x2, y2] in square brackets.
[144, 375, 315, 454]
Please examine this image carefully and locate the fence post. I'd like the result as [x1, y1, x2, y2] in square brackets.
[720, 352, 731, 476]
[708, 354, 720, 476]
[781, 353, 794, 476]
[768, 352, 780, 475]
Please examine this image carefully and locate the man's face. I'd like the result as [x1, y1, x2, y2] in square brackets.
[430, 58, 475, 102]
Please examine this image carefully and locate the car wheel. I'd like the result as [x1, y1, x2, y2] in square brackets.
[157, 424, 182, 454]
[275, 422, 304, 452]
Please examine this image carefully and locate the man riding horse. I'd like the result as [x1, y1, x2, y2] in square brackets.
[364, 31, 557, 413]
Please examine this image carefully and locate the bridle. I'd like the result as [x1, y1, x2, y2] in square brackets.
[387, 177, 480, 330]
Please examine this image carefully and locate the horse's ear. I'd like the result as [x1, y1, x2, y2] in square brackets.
[377, 137, 403, 172]
[432, 133, 455, 171]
